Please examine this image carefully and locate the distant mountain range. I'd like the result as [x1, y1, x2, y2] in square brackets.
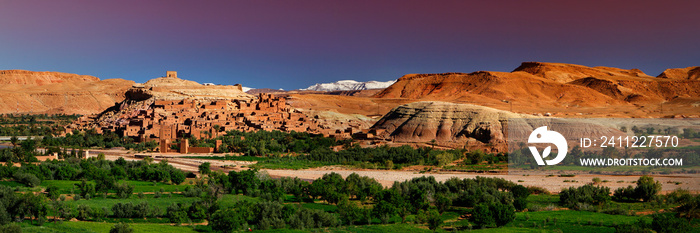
[3, 62, 698, 118]
[302, 79, 396, 92]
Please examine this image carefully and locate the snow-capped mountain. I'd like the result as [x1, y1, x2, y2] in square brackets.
[302, 80, 396, 92]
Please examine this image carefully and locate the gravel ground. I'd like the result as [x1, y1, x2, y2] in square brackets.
[93, 149, 700, 194]
[266, 167, 700, 194]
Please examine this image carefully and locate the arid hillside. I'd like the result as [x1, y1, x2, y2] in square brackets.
[657, 66, 700, 80]
[0, 70, 134, 115]
[285, 94, 415, 118]
[373, 62, 700, 118]
[126, 74, 252, 101]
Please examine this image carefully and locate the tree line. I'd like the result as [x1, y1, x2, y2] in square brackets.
[0, 156, 187, 189]
[200, 169, 530, 231]
[559, 175, 698, 233]
[0, 114, 80, 136]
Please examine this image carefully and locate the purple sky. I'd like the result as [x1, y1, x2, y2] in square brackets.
[1, 0, 698, 90]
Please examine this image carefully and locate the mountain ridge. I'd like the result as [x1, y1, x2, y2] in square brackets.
[0, 70, 133, 115]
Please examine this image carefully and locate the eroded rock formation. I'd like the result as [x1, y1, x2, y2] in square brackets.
[367, 101, 529, 151]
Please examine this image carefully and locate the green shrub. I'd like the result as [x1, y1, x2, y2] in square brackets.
[75, 179, 96, 197]
[471, 202, 515, 228]
[613, 176, 662, 202]
[427, 208, 443, 231]
[110, 222, 133, 233]
[527, 186, 550, 195]
[114, 183, 134, 199]
[337, 199, 363, 225]
[676, 195, 700, 220]
[13, 172, 40, 187]
[76, 204, 91, 220]
[434, 193, 452, 213]
[133, 202, 149, 218]
[559, 184, 610, 208]
[182, 186, 203, 197]
[166, 203, 188, 224]
[289, 207, 338, 230]
[0, 202, 10, 225]
[636, 176, 662, 202]
[111, 202, 134, 218]
[651, 214, 690, 233]
[615, 223, 652, 233]
[0, 223, 22, 233]
[211, 208, 246, 232]
[614, 185, 637, 202]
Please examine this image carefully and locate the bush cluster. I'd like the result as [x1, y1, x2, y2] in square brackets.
[559, 184, 611, 208]
[613, 175, 662, 202]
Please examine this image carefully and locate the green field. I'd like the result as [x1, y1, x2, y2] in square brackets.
[52, 193, 257, 216]
[4, 159, 697, 232]
[19, 221, 198, 233]
[21, 209, 700, 233]
[9, 180, 699, 232]
[38, 180, 194, 194]
[0, 180, 27, 187]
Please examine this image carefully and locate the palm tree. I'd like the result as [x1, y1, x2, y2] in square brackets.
[677, 196, 700, 221]
[10, 136, 18, 147]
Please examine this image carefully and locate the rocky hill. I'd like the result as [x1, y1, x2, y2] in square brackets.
[657, 66, 700, 80]
[511, 62, 655, 83]
[368, 101, 527, 151]
[126, 74, 252, 101]
[373, 62, 700, 117]
[0, 70, 134, 115]
[368, 101, 633, 151]
[0, 70, 100, 85]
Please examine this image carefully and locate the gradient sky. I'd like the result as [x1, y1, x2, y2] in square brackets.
[1, 0, 698, 90]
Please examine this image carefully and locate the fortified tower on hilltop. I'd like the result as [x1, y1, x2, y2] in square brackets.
[166, 71, 177, 78]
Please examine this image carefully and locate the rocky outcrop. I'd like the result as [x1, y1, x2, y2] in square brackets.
[370, 101, 632, 151]
[369, 101, 530, 150]
[657, 67, 700, 80]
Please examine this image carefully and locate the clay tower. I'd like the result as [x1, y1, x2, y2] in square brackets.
[166, 71, 177, 78]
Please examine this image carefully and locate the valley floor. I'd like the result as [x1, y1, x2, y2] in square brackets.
[91, 149, 700, 194]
